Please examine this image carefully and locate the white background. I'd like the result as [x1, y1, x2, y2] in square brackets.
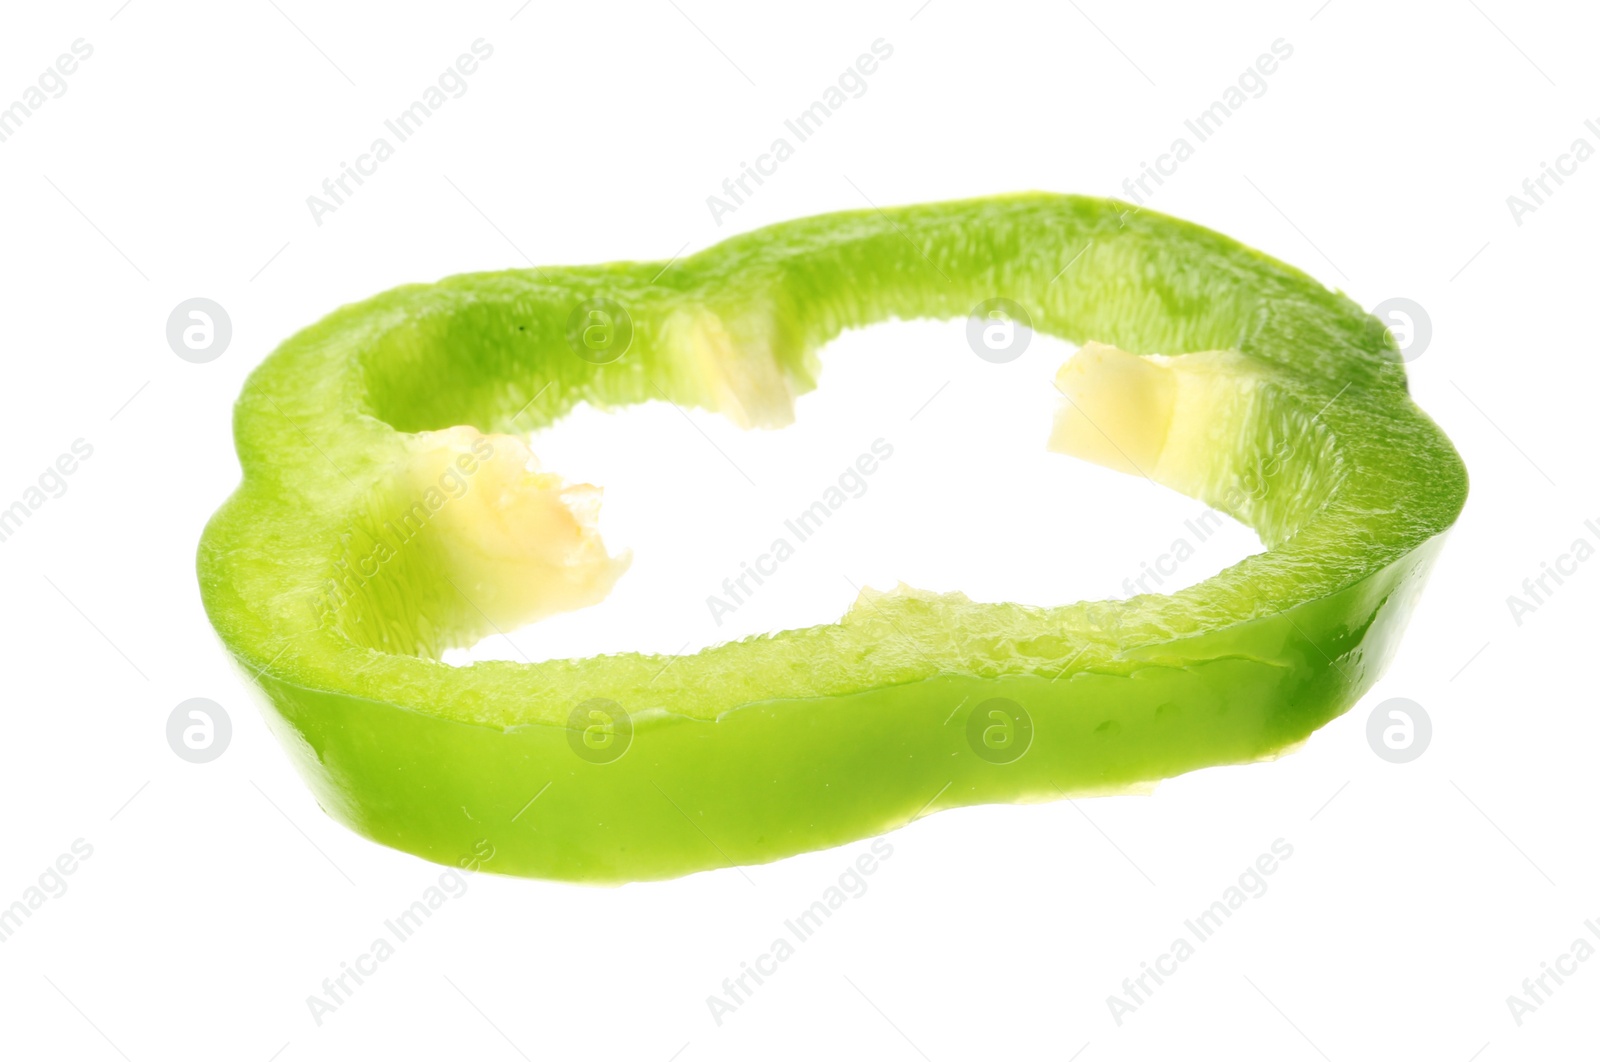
[0, 1, 1595, 1059]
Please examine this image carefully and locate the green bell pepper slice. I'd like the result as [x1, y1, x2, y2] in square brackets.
[197, 193, 1466, 883]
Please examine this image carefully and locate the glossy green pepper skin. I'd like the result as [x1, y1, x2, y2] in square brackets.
[199, 194, 1466, 883]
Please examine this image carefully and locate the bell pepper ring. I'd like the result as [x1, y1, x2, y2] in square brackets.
[198, 194, 1467, 884]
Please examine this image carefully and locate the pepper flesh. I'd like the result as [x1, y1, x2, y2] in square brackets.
[197, 194, 1467, 883]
